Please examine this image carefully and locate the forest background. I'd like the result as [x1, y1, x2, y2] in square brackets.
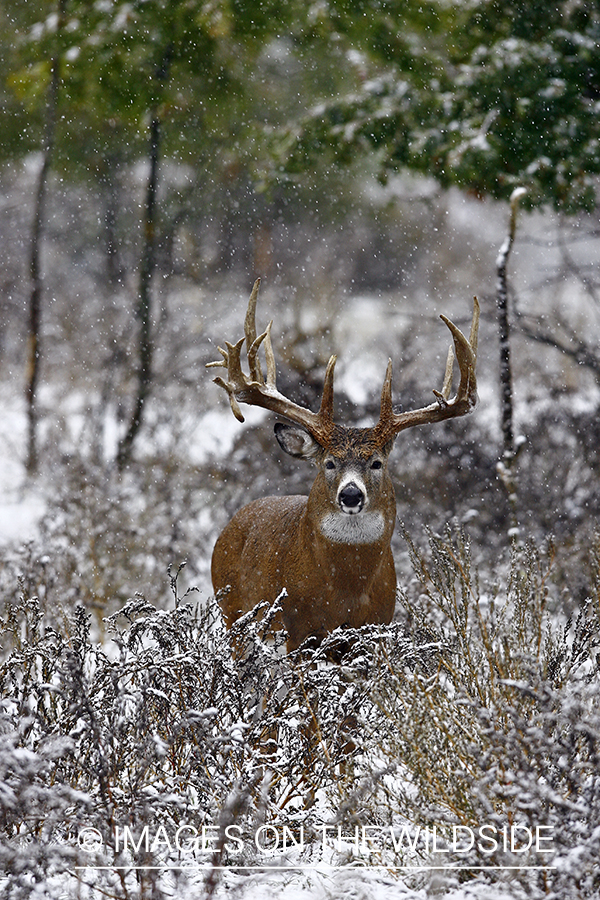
[1, 2, 600, 899]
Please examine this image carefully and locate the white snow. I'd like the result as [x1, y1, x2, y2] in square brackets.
[0, 391, 46, 545]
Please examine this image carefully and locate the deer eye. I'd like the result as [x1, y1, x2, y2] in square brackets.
[371, 460, 383, 470]
[325, 460, 336, 470]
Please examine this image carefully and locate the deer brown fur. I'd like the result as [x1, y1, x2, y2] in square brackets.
[207, 280, 479, 652]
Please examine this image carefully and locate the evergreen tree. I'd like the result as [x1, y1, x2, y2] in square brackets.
[277, 0, 600, 212]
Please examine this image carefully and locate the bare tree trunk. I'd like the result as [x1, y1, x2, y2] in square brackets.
[116, 113, 161, 470]
[102, 153, 125, 288]
[25, 1, 65, 474]
[495, 187, 526, 536]
[115, 47, 173, 470]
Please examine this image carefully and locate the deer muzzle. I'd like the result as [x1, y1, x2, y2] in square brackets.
[338, 481, 365, 515]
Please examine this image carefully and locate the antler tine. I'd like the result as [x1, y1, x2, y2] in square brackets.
[207, 337, 247, 422]
[245, 278, 264, 384]
[468, 296, 479, 357]
[263, 321, 277, 386]
[440, 301, 478, 402]
[318, 355, 337, 425]
[375, 297, 479, 442]
[379, 358, 394, 421]
[434, 345, 455, 405]
[206, 280, 336, 443]
[246, 319, 278, 391]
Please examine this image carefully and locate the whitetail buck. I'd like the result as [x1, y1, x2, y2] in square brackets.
[207, 280, 479, 652]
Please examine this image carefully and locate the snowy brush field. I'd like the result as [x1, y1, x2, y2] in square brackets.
[1, 164, 600, 900]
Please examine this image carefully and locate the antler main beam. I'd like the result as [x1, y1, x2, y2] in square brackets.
[375, 297, 480, 443]
[206, 279, 337, 443]
[208, 280, 479, 450]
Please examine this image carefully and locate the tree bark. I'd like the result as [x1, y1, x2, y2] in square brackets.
[115, 46, 173, 469]
[25, 1, 65, 474]
[116, 114, 161, 470]
[495, 187, 526, 535]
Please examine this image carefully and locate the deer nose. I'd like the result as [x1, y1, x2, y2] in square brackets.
[338, 481, 365, 514]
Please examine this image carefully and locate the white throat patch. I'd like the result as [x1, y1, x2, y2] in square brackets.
[319, 511, 385, 545]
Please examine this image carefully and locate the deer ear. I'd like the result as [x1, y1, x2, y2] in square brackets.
[274, 423, 322, 460]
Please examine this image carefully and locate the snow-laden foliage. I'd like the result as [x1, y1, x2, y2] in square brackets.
[1, 529, 599, 899]
[381, 528, 600, 895]
[275, 0, 600, 212]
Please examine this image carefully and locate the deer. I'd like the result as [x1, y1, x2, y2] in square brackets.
[207, 279, 479, 653]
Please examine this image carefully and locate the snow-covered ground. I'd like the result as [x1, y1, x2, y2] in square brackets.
[0, 393, 46, 544]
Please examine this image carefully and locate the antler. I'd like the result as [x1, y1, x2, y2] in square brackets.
[207, 282, 479, 448]
[373, 297, 479, 444]
[206, 279, 337, 445]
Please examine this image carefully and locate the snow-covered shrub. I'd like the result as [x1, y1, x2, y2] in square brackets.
[372, 527, 600, 898]
[0, 562, 385, 897]
[1, 529, 599, 899]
